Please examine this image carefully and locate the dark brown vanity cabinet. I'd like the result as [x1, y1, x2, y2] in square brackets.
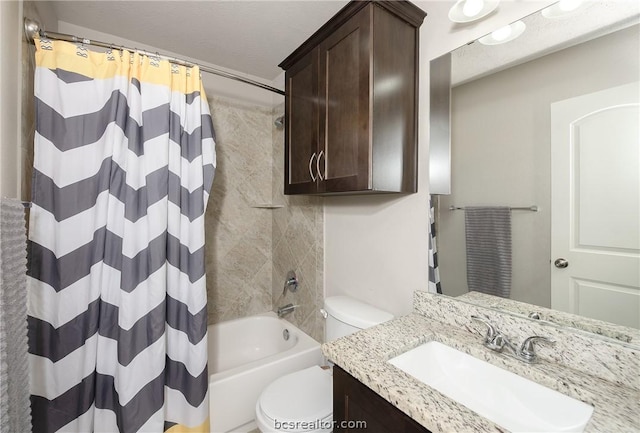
[279, 1, 426, 195]
[333, 365, 431, 433]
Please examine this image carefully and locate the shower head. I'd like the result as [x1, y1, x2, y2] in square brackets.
[274, 115, 284, 129]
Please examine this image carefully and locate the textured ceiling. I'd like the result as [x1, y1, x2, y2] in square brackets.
[45, 1, 350, 81]
[40, 1, 639, 89]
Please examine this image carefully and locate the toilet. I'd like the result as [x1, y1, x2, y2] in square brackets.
[255, 295, 394, 433]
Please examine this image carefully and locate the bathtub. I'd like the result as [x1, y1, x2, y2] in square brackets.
[208, 312, 323, 433]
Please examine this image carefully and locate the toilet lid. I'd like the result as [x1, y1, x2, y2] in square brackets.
[259, 366, 332, 425]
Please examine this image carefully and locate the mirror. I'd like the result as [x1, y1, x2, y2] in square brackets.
[432, 1, 640, 342]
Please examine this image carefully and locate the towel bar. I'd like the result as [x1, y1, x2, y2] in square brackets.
[449, 205, 538, 211]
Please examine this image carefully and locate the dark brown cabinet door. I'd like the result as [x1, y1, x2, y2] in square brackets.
[280, 1, 425, 196]
[284, 48, 319, 194]
[333, 365, 430, 433]
[317, 6, 372, 193]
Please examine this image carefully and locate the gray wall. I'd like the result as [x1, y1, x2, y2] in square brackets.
[21, 2, 58, 200]
[438, 24, 640, 307]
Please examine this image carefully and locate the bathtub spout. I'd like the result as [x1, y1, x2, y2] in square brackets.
[277, 303, 298, 318]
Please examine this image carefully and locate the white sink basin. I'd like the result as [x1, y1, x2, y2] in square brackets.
[388, 341, 594, 432]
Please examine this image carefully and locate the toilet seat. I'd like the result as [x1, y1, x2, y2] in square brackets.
[256, 366, 333, 433]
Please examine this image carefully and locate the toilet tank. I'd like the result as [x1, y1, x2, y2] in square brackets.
[323, 296, 394, 341]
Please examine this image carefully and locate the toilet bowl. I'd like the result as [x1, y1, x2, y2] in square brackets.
[255, 296, 393, 433]
[255, 366, 333, 433]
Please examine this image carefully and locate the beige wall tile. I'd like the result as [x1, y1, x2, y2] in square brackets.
[206, 98, 324, 334]
[206, 96, 274, 324]
[271, 104, 324, 342]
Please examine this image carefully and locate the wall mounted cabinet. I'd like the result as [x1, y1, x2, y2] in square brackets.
[279, 1, 426, 195]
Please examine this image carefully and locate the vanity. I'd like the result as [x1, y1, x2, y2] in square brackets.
[323, 291, 640, 432]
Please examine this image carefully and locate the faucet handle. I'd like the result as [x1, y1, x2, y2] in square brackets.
[282, 270, 299, 296]
[519, 335, 555, 363]
[471, 315, 498, 343]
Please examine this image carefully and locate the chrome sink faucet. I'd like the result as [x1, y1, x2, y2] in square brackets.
[471, 316, 555, 363]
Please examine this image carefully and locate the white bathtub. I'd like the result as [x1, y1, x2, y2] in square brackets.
[208, 312, 323, 433]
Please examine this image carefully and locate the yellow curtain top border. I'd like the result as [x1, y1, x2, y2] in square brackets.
[35, 39, 204, 95]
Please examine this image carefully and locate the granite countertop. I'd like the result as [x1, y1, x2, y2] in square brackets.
[322, 313, 640, 433]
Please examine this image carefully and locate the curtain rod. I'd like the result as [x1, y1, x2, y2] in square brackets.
[24, 18, 285, 96]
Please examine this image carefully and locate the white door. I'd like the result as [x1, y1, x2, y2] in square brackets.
[551, 82, 640, 329]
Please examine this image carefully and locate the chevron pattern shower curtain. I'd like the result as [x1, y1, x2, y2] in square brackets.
[27, 39, 215, 433]
[428, 196, 442, 294]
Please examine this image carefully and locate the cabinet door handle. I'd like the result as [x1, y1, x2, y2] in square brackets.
[317, 150, 324, 181]
[309, 153, 317, 182]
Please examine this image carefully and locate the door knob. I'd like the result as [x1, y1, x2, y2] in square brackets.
[554, 258, 569, 269]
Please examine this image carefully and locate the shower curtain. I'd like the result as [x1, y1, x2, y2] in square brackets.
[428, 196, 442, 294]
[27, 38, 215, 433]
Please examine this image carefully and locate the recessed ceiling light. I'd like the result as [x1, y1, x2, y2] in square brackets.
[449, 0, 500, 23]
[462, 0, 484, 17]
[478, 20, 527, 45]
[541, 0, 585, 19]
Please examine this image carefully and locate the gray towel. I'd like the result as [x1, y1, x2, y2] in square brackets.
[464, 206, 512, 298]
[0, 199, 31, 433]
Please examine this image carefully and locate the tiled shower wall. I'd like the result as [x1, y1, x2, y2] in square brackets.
[271, 104, 324, 343]
[205, 98, 324, 342]
[205, 96, 274, 324]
